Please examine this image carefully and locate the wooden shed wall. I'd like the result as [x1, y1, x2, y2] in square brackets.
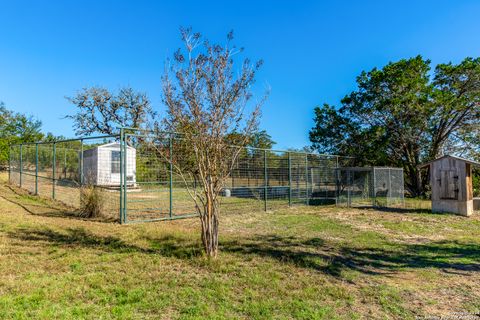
[430, 157, 472, 216]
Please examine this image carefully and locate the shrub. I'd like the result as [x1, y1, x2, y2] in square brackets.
[79, 185, 104, 218]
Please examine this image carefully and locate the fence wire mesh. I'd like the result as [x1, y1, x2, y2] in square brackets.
[9, 130, 405, 223]
[335, 167, 405, 208]
[336, 168, 373, 207]
[374, 167, 405, 207]
[9, 136, 120, 219]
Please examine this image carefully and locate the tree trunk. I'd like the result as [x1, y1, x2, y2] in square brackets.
[405, 164, 424, 197]
[200, 196, 219, 258]
[413, 168, 424, 197]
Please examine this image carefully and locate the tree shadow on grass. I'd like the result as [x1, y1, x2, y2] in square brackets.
[2, 184, 117, 223]
[9, 227, 200, 259]
[9, 226, 480, 277]
[338, 241, 480, 275]
[354, 205, 437, 215]
[220, 235, 480, 277]
[10, 227, 146, 252]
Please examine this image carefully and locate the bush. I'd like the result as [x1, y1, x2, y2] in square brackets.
[79, 185, 104, 218]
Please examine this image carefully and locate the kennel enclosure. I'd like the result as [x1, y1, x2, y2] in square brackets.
[8, 128, 405, 223]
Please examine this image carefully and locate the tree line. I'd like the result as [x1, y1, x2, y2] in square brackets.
[0, 102, 68, 168]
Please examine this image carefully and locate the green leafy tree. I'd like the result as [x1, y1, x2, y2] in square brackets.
[226, 130, 275, 149]
[310, 56, 480, 196]
[40, 132, 67, 142]
[430, 58, 480, 158]
[0, 102, 43, 167]
[249, 130, 276, 149]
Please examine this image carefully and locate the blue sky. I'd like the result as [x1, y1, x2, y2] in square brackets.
[1, 1, 479, 149]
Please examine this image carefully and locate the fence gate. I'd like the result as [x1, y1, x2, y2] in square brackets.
[373, 167, 405, 207]
[335, 167, 405, 208]
[119, 130, 198, 223]
[336, 167, 373, 207]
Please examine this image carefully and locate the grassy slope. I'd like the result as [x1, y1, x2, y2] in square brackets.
[0, 173, 479, 319]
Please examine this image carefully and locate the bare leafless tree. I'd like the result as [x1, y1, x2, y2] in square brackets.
[156, 27, 267, 257]
[66, 87, 153, 136]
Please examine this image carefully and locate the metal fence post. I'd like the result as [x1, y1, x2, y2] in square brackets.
[19, 144, 23, 188]
[347, 170, 351, 207]
[372, 167, 376, 207]
[401, 169, 405, 207]
[80, 139, 84, 186]
[288, 152, 292, 207]
[264, 149, 267, 211]
[335, 156, 340, 206]
[119, 129, 124, 224]
[123, 132, 127, 223]
[122, 132, 124, 223]
[169, 134, 173, 219]
[35, 143, 38, 195]
[64, 147, 67, 179]
[388, 168, 392, 207]
[336, 155, 339, 205]
[52, 142, 56, 199]
[305, 154, 309, 205]
[8, 145, 11, 184]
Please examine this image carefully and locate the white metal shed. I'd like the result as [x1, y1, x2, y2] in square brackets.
[82, 142, 136, 186]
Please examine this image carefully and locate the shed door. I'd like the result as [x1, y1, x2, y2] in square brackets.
[110, 150, 121, 184]
[439, 169, 458, 200]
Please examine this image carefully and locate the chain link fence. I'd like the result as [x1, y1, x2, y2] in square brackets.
[336, 167, 405, 208]
[374, 167, 405, 207]
[9, 135, 121, 219]
[119, 131, 356, 222]
[9, 130, 405, 223]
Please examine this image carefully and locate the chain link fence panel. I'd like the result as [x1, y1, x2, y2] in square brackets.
[9, 130, 405, 223]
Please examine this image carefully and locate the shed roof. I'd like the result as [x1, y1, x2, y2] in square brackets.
[96, 142, 135, 150]
[418, 155, 480, 169]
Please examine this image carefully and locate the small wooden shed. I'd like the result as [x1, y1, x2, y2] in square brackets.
[420, 155, 479, 216]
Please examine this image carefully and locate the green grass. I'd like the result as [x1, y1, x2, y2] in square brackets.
[1, 173, 480, 319]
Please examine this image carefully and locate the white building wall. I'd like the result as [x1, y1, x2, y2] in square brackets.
[125, 147, 136, 184]
[82, 143, 136, 186]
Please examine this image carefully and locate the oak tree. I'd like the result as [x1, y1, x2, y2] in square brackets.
[310, 56, 480, 196]
[67, 87, 153, 136]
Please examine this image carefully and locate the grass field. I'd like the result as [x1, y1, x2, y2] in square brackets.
[0, 172, 479, 319]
